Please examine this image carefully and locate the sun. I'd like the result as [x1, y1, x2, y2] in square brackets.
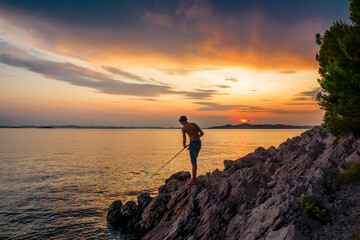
[236, 118, 250, 123]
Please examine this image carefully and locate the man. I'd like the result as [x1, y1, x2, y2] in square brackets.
[179, 116, 204, 185]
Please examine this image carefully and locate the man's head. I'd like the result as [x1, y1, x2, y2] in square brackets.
[179, 115, 188, 125]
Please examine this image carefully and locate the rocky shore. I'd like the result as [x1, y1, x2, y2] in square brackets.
[107, 126, 360, 239]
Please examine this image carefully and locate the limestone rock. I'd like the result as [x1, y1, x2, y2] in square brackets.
[107, 126, 360, 239]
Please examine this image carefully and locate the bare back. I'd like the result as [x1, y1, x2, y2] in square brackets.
[182, 122, 203, 141]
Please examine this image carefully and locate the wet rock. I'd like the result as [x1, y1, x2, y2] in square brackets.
[107, 200, 123, 227]
[107, 200, 139, 229]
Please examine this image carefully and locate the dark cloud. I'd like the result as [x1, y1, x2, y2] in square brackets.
[225, 78, 239, 82]
[297, 88, 321, 97]
[285, 102, 319, 105]
[278, 70, 297, 74]
[102, 66, 168, 85]
[292, 87, 321, 101]
[0, 0, 347, 70]
[270, 109, 322, 115]
[291, 97, 309, 101]
[0, 41, 217, 99]
[0, 1, 349, 29]
[102, 66, 147, 82]
[180, 89, 220, 99]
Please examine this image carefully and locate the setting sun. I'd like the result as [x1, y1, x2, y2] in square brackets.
[236, 118, 250, 123]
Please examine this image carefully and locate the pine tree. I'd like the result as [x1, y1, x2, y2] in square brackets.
[316, 0, 360, 136]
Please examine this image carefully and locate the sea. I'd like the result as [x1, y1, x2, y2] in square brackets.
[0, 128, 308, 239]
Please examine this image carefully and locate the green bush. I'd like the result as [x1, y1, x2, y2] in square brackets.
[321, 181, 335, 194]
[336, 162, 360, 184]
[300, 194, 327, 222]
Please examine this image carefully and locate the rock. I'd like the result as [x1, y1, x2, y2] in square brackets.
[158, 171, 191, 194]
[165, 171, 191, 183]
[107, 200, 139, 229]
[267, 180, 276, 188]
[107, 200, 123, 227]
[159, 179, 185, 194]
[266, 224, 305, 240]
[107, 126, 360, 239]
[344, 149, 360, 165]
[137, 193, 153, 210]
[223, 160, 234, 171]
[138, 193, 171, 232]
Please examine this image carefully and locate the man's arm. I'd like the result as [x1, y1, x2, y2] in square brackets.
[196, 124, 204, 137]
[182, 128, 187, 148]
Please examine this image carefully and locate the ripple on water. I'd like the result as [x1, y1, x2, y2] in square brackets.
[0, 128, 307, 239]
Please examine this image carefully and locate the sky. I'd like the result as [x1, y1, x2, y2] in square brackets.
[0, 0, 351, 127]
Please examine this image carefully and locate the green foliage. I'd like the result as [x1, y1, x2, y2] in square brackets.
[350, 0, 360, 25]
[354, 224, 360, 240]
[336, 162, 360, 184]
[321, 181, 335, 195]
[300, 194, 327, 222]
[316, 0, 360, 137]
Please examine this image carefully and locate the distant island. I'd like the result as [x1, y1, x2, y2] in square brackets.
[0, 123, 313, 129]
[208, 123, 314, 129]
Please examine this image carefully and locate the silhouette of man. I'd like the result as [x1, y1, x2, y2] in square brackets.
[179, 116, 204, 185]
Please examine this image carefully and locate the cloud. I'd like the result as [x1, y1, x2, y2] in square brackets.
[291, 97, 309, 101]
[142, 12, 173, 27]
[278, 70, 297, 74]
[225, 78, 239, 82]
[180, 89, 221, 99]
[128, 98, 159, 102]
[102, 65, 168, 85]
[213, 85, 230, 88]
[297, 88, 321, 97]
[102, 66, 147, 82]
[270, 109, 322, 115]
[285, 102, 319, 105]
[0, 0, 332, 70]
[157, 66, 220, 76]
[193, 102, 268, 112]
[193, 101, 321, 115]
[0, 41, 218, 99]
[292, 87, 321, 101]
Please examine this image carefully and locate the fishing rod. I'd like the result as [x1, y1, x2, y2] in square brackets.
[151, 145, 188, 177]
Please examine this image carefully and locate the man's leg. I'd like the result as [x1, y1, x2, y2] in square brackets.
[192, 163, 197, 182]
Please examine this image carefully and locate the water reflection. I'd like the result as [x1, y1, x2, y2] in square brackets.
[0, 128, 306, 239]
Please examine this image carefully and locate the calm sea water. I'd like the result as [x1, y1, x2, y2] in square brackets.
[0, 128, 307, 239]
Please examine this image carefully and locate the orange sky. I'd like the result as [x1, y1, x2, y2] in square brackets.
[0, 1, 350, 127]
